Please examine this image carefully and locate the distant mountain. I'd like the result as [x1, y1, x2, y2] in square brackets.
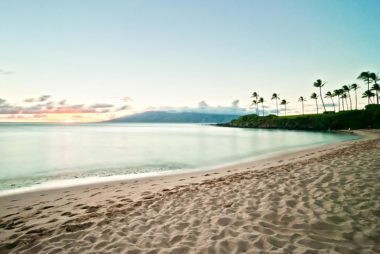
[107, 111, 240, 123]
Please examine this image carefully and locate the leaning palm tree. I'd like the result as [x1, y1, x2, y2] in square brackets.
[258, 97, 264, 116]
[251, 100, 258, 115]
[310, 93, 319, 114]
[251, 92, 259, 114]
[298, 96, 306, 115]
[357, 71, 372, 105]
[333, 89, 341, 112]
[325, 91, 335, 112]
[271, 93, 280, 116]
[313, 79, 327, 112]
[350, 84, 359, 110]
[280, 99, 288, 116]
[371, 83, 380, 104]
[362, 90, 375, 104]
[342, 85, 352, 110]
[342, 93, 349, 110]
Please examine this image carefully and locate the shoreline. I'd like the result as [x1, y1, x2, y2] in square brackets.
[0, 130, 361, 199]
[1, 129, 379, 253]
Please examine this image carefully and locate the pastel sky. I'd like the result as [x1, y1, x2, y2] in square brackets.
[1, 0, 379, 122]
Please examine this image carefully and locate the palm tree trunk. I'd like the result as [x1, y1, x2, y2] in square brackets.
[348, 93, 352, 110]
[330, 98, 335, 112]
[285, 104, 287, 116]
[355, 91, 357, 110]
[302, 101, 304, 115]
[256, 104, 258, 115]
[315, 99, 318, 114]
[345, 98, 349, 110]
[262, 103, 264, 116]
[319, 87, 326, 112]
[276, 99, 279, 116]
[377, 91, 379, 104]
[342, 98, 345, 111]
[338, 97, 340, 112]
[367, 80, 370, 105]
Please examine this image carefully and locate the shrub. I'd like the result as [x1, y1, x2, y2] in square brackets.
[220, 107, 380, 130]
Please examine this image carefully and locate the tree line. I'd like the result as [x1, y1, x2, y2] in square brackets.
[251, 71, 380, 116]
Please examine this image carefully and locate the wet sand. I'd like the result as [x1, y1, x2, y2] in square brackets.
[0, 130, 379, 253]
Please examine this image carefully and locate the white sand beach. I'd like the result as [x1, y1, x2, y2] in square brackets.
[0, 130, 379, 254]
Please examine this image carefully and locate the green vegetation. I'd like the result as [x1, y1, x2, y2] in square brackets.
[249, 71, 379, 117]
[239, 70, 380, 130]
[219, 105, 380, 130]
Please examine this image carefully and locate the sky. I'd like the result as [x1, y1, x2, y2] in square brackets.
[0, 0, 379, 122]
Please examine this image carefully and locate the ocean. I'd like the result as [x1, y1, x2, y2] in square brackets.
[0, 123, 357, 195]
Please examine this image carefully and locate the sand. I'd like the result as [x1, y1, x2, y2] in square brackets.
[0, 130, 379, 254]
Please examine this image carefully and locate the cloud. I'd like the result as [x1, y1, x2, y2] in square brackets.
[116, 105, 132, 111]
[24, 95, 51, 103]
[58, 100, 66, 105]
[24, 98, 36, 103]
[39, 95, 51, 102]
[0, 100, 92, 115]
[231, 100, 239, 108]
[0, 100, 22, 114]
[147, 100, 250, 115]
[0, 69, 13, 75]
[122, 97, 132, 102]
[48, 105, 98, 114]
[33, 114, 48, 118]
[198, 100, 208, 108]
[90, 103, 114, 109]
[1, 95, 134, 116]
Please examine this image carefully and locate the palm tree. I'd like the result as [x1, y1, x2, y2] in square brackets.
[280, 99, 288, 116]
[298, 96, 306, 115]
[357, 71, 372, 105]
[337, 89, 345, 111]
[342, 85, 352, 110]
[370, 73, 379, 104]
[271, 93, 280, 116]
[342, 93, 348, 110]
[313, 79, 327, 112]
[371, 83, 380, 104]
[251, 100, 258, 115]
[350, 84, 359, 110]
[370, 72, 379, 84]
[310, 93, 319, 114]
[258, 97, 264, 116]
[325, 91, 335, 112]
[333, 89, 341, 112]
[251, 92, 259, 115]
[362, 90, 375, 104]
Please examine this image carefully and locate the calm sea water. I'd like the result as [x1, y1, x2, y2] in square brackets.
[0, 123, 357, 194]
